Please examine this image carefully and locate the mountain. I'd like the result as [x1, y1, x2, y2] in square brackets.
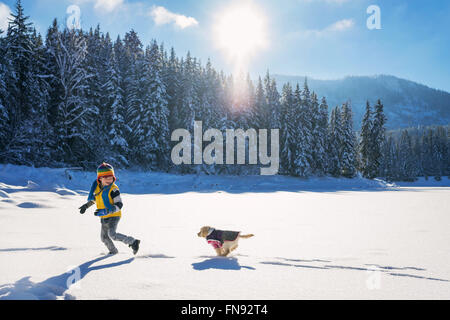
[271, 74, 450, 130]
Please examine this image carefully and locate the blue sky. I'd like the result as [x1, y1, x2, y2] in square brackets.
[1, 0, 449, 92]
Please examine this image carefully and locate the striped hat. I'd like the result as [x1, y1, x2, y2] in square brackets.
[97, 162, 116, 182]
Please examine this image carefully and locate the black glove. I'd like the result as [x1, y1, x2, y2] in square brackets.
[79, 203, 90, 214]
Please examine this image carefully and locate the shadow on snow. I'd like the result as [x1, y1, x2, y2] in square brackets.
[260, 258, 449, 283]
[0, 246, 67, 252]
[192, 256, 256, 271]
[0, 255, 134, 300]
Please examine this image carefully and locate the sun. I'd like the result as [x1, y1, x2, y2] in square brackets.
[212, 1, 269, 72]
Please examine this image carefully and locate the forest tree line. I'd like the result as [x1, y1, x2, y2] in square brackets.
[0, 1, 448, 181]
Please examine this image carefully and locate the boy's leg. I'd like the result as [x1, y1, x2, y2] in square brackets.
[101, 218, 118, 253]
[106, 217, 135, 246]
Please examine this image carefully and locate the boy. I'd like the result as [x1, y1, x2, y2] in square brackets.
[79, 162, 140, 255]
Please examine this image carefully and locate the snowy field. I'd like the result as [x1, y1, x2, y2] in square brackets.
[0, 164, 449, 300]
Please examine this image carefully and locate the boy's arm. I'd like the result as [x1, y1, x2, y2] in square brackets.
[109, 189, 123, 213]
[79, 200, 95, 214]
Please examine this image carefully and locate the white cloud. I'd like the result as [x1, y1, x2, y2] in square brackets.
[0, 2, 12, 32]
[286, 18, 354, 39]
[93, 0, 123, 13]
[325, 19, 354, 32]
[150, 6, 198, 29]
[73, 0, 124, 13]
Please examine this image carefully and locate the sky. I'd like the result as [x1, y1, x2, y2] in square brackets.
[1, 0, 449, 92]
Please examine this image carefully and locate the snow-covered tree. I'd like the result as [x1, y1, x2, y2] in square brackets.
[371, 99, 387, 177]
[146, 40, 170, 169]
[359, 101, 373, 177]
[1, 0, 35, 163]
[380, 134, 397, 182]
[328, 106, 343, 177]
[162, 47, 181, 133]
[254, 76, 267, 130]
[101, 33, 130, 166]
[340, 102, 357, 177]
[0, 29, 10, 153]
[397, 130, 417, 181]
[279, 82, 294, 174]
[264, 71, 281, 130]
[316, 97, 329, 175]
[127, 40, 170, 169]
[50, 29, 94, 164]
[297, 79, 314, 175]
[292, 83, 311, 177]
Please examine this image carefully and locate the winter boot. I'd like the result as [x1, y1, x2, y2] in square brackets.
[129, 239, 140, 255]
[105, 248, 118, 255]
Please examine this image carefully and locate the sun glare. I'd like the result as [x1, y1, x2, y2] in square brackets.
[212, 1, 269, 73]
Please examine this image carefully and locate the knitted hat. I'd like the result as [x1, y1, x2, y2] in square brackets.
[97, 162, 116, 182]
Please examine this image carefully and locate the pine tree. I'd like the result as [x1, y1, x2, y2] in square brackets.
[24, 29, 53, 166]
[279, 83, 294, 174]
[254, 76, 267, 129]
[163, 47, 181, 133]
[244, 73, 257, 129]
[44, 18, 61, 127]
[432, 126, 447, 180]
[359, 101, 374, 178]
[421, 128, 434, 179]
[340, 102, 357, 177]
[264, 71, 280, 129]
[328, 106, 343, 177]
[316, 97, 329, 175]
[147, 40, 170, 169]
[122, 29, 144, 154]
[51, 29, 94, 164]
[411, 132, 423, 177]
[398, 130, 417, 181]
[380, 134, 397, 182]
[371, 99, 387, 177]
[292, 83, 310, 177]
[0, 29, 10, 154]
[128, 40, 170, 169]
[299, 79, 314, 174]
[446, 126, 450, 178]
[178, 51, 196, 132]
[309, 92, 322, 174]
[85, 25, 103, 135]
[2, 0, 35, 163]
[101, 33, 129, 166]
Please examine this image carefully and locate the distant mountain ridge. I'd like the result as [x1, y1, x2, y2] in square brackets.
[271, 74, 450, 130]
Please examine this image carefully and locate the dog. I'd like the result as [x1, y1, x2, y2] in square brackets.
[197, 226, 254, 256]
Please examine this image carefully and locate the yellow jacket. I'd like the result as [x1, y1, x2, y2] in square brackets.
[93, 182, 122, 219]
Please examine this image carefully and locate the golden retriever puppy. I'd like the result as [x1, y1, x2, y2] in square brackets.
[197, 226, 254, 256]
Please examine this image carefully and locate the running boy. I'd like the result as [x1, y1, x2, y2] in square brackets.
[79, 162, 140, 255]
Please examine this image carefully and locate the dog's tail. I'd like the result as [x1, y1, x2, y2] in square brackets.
[239, 234, 254, 239]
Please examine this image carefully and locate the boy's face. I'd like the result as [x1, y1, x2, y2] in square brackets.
[100, 176, 114, 186]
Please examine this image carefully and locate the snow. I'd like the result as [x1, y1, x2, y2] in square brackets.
[0, 164, 449, 300]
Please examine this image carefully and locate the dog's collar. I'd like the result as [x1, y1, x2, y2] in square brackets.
[207, 228, 215, 236]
